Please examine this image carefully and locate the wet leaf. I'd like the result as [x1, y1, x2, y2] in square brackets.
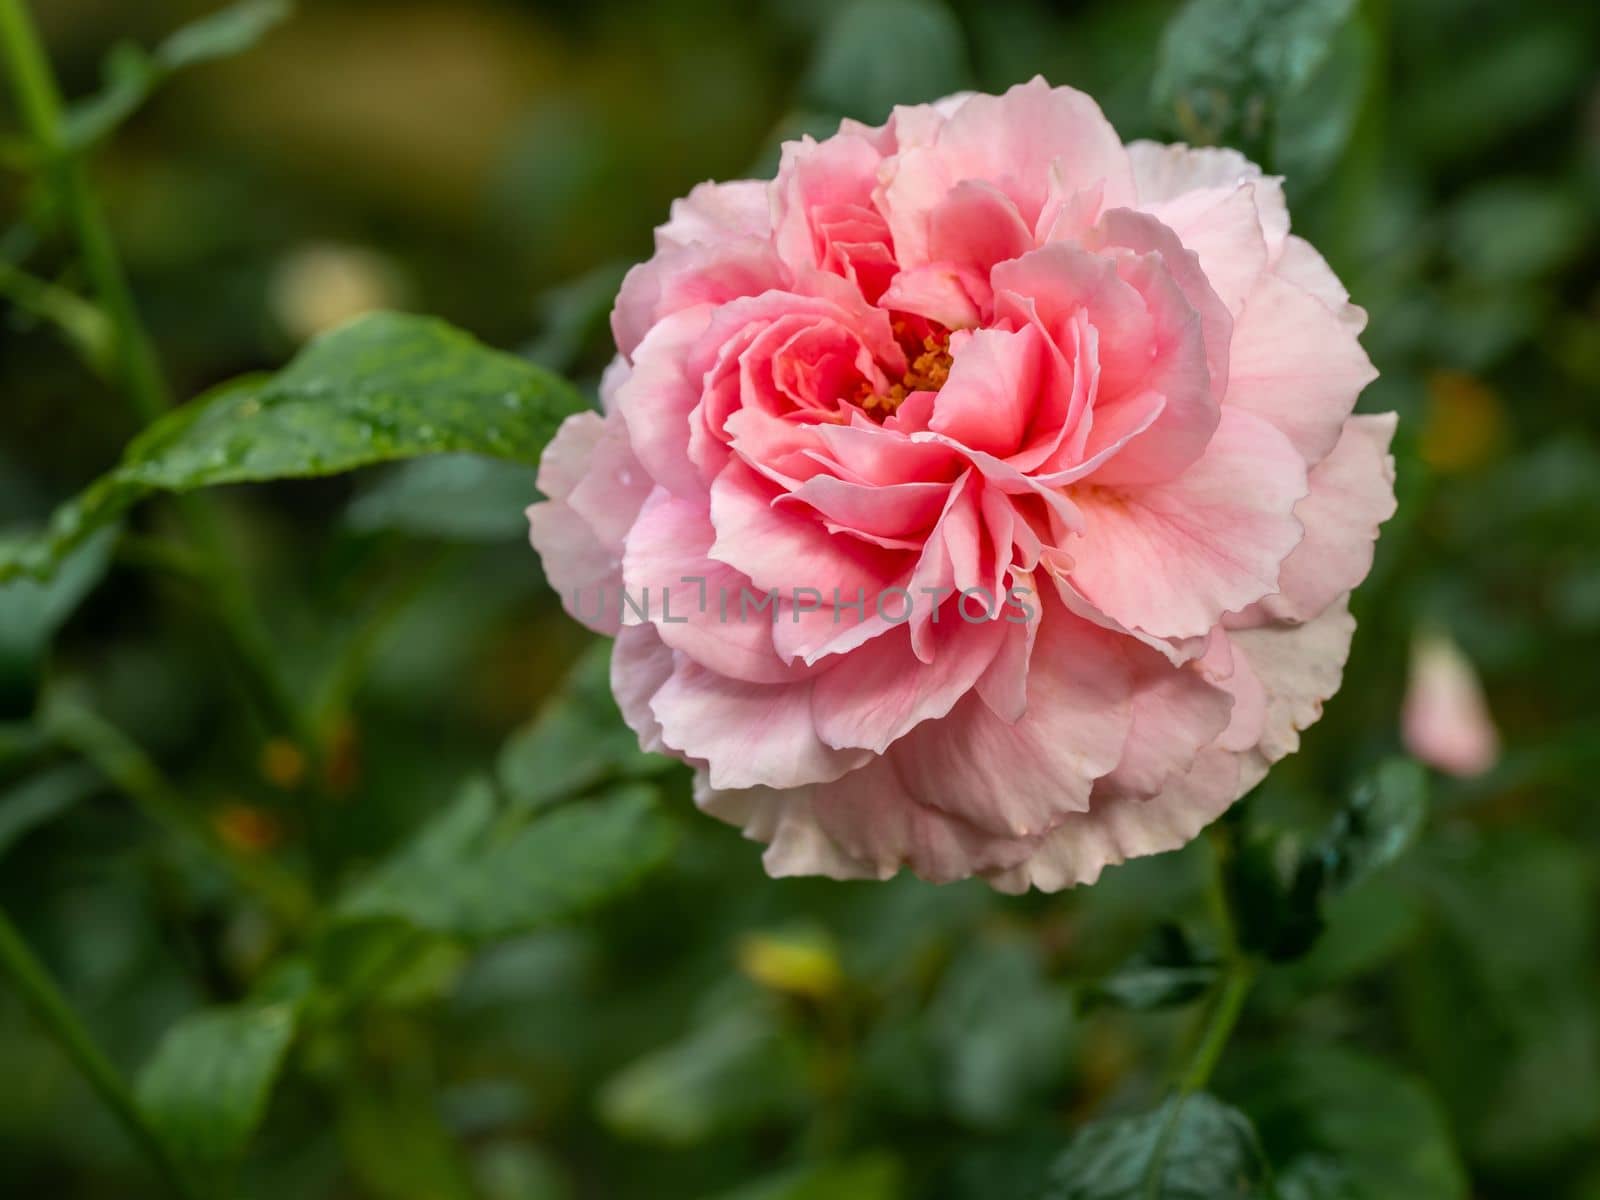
[1041, 1093, 1270, 1199]
[338, 780, 675, 941]
[0, 313, 586, 583]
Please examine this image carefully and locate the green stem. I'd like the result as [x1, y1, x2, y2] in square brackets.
[1178, 964, 1254, 1094]
[0, 259, 115, 375]
[1176, 829, 1256, 1094]
[0, 906, 199, 1200]
[1, 0, 310, 751]
[0, 0, 169, 422]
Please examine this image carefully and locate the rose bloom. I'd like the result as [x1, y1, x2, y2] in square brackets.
[529, 79, 1396, 890]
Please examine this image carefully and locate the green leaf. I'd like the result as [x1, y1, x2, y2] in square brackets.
[1227, 1044, 1468, 1200]
[523, 261, 629, 372]
[1152, 0, 1355, 156]
[1230, 760, 1429, 962]
[925, 936, 1074, 1128]
[710, 1153, 903, 1200]
[311, 916, 466, 1012]
[136, 1000, 299, 1167]
[345, 455, 542, 542]
[64, 1, 293, 149]
[0, 313, 587, 584]
[0, 763, 99, 860]
[340, 1069, 477, 1200]
[1041, 1093, 1270, 1199]
[1402, 831, 1600, 1165]
[1270, 14, 1371, 186]
[338, 780, 674, 940]
[154, 0, 293, 71]
[598, 1000, 809, 1146]
[0, 524, 117, 674]
[1087, 924, 1220, 1012]
[1315, 758, 1428, 897]
[803, 0, 972, 123]
[497, 641, 671, 812]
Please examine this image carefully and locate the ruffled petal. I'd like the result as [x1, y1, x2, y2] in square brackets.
[1069, 406, 1309, 640]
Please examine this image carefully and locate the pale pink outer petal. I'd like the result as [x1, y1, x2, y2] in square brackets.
[1229, 595, 1357, 769]
[834, 606, 1135, 842]
[1068, 406, 1309, 641]
[611, 623, 676, 754]
[1125, 140, 1288, 255]
[1096, 642, 1235, 800]
[883, 78, 1135, 267]
[984, 749, 1243, 893]
[615, 307, 717, 498]
[657, 179, 773, 250]
[612, 240, 785, 363]
[987, 596, 1359, 892]
[1402, 634, 1500, 777]
[649, 654, 869, 791]
[1132, 182, 1270, 316]
[1273, 235, 1367, 333]
[1225, 272, 1378, 466]
[1255, 413, 1398, 625]
[527, 410, 650, 635]
[692, 772, 885, 881]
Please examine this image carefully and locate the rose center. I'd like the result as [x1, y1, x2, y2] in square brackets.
[856, 329, 953, 417]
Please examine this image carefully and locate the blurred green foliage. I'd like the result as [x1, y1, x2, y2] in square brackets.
[1, 0, 1598, 1198]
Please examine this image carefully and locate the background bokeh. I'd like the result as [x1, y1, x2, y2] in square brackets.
[2, 0, 1598, 1197]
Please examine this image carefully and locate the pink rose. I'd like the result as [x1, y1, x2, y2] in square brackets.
[528, 78, 1396, 889]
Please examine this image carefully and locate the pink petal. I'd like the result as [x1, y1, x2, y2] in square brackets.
[657, 179, 773, 250]
[1125, 140, 1288, 255]
[986, 749, 1243, 892]
[615, 307, 718, 498]
[894, 77, 1135, 247]
[709, 459, 903, 602]
[1257, 413, 1398, 624]
[1069, 406, 1309, 640]
[650, 654, 869, 790]
[929, 325, 1046, 458]
[1225, 272, 1378, 466]
[1402, 633, 1500, 777]
[1273, 235, 1367, 333]
[810, 608, 1011, 754]
[858, 604, 1136, 841]
[1228, 596, 1357, 766]
[692, 773, 884, 881]
[1097, 642, 1235, 801]
[877, 264, 986, 328]
[622, 488, 806, 684]
[611, 623, 676, 754]
[612, 239, 785, 361]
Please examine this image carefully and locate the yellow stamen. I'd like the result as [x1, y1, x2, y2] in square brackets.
[856, 332, 953, 416]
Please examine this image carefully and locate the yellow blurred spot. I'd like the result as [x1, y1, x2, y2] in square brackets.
[737, 930, 844, 1000]
[259, 738, 307, 789]
[213, 803, 284, 854]
[1420, 369, 1506, 472]
[269, 242, 409, 343]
